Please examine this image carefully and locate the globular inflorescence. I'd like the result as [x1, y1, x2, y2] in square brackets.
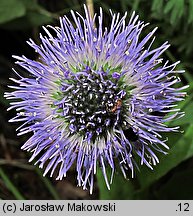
[53, 66, 130, 138]
[5, 6, 187, 193]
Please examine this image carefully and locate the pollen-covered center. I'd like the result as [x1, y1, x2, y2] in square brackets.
[52, 66, 128, 139]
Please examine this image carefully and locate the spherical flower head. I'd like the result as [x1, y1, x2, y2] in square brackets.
[5, 6, 187, 193]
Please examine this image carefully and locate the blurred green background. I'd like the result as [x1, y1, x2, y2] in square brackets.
[0, 0, 193, 200]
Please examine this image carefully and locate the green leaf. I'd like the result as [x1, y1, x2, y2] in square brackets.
[20, 0, 53, 26]
[155, 167, 193, 199]
[137, 123, 193, 189]
[1, 6, 53, 30]
[169, 89, 193, 126]
[25, 11, 53, 27]
[164, 0, 176, 14]
[97, 169, 135, 199]
[19, 0, 40, 9]
[183, 70, 193, 83]
[152, 0, 163, 12]
[164, 0, 184, 24]
[171, 101, 193, 126]
[0, 0, 26, 24]
[171, 0, 184, 24]
[188, 0, 193, 23]
[35, 167, 60, 200]
[0, 0, 53, 29]
[0, 167, 25, 199]
[132, 0, 140, 11]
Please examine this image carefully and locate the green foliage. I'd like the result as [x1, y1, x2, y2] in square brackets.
[188, 0, 193, 23]
[151, 0, 193, 24]
[0, 0, 26, 24]
[19, 0, 53, 27]
[0, 0, 53, 29]
[0, 168, 25, 200]
[155, 167, 193, 199]
[164, 0, 184, 24]
[97, 168, 135, 199]
[151, 0, 164, 12]
[35, 168, 60, 200]
[138, 124, 193, 189]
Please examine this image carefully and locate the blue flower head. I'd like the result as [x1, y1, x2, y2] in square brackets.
[5, 6, 187, 193]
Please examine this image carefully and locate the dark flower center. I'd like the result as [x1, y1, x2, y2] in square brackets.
[52, 66, 129, 139]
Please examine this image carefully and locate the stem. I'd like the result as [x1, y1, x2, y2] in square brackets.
[0, 167, 25, 199]
[35, 168, 60, 200]
[0, 159, 34, 170]
[86, 0, 95, 19]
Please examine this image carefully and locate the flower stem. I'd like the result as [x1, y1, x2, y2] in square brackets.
[0, 167, 25, 199]
[86, 0, 95, 19]
[35, 167, 60, 200]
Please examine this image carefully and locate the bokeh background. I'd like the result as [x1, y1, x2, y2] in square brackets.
[0, 0, 193, 200]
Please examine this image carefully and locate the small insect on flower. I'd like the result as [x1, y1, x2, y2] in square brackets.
[110, 99, 122, 113]
[5, 5, 187, 194]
